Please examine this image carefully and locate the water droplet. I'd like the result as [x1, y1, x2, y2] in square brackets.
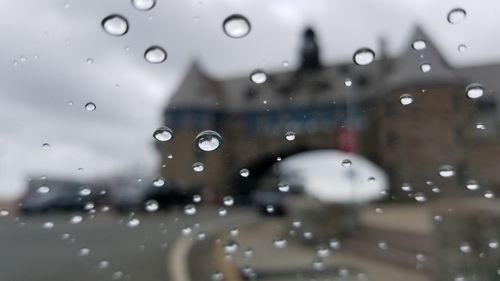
[420, 63, 431, 73]
[414, 193, 427, 203]
[145, 199, 159, 212]
[181, 225, 192, 235]
[412, 40, 427, 51]
[196, 130, 222, 151]
[447, 8, 466, 24]
[277, 182, 290, 192]
[97, 260, 110, 269]
[85, 102, 96, 111]
[153, 127, 173, 142]
[438, 165, 455, 178]
[70, 215, 83, 224]
[273, 238, 287, 249]
[152, 177, 165, 187]
[183, 204, 197, 215]
[400, 94, 414, 106]
[353, 48, 375, 66]
[459, 242, 471, 253]
[368, 176, 376, 182]
[222, 14, 251, 38]
[432, 187, 441, 193]
[484, 190, 495, 199]
[193, 194, 202, 203]
[488, 239, 498, 249]
[224, 240, 239, 254]
[131, 0, 156, 11]
[378, 241, 389, 250]
[458, 44, 467, 52]
[84, 202, 95, 210]
[341, 159, 352, 167]
[239, 168, 250, 177]
[79, 187, 91, 196]
[316, 246, 331, 258]
[465, 180, 480, 190]
[223, 196, 234, 207]
[86, 58, 94, 65]
[197, 232, 206, 240]
[37, 186, 50, 194]
[42, 143, 51, 149]
[101, 14, 129, 36]
[192, 162, 205, 172]
[218, 207, 227, 216]
[311, 258, 325, 271]
[144, 46, 167, 64]
[344, 79, 352, 87]
[466, 83, 484, 99]
[401, 183, 413, 192]
[0, 209, 9, 216]
[212, 272, 224, 281]
[266, 205, 275, 213]
[112, 271, 123, 280]
[127, 218, 140, 228]
[42, 221, 54, 229]
[282, 61, 289, 67]
[250, 70, 267, 84]
[476, 122, 486, 130]
[329, 238, 341, 250]
[284, 131, 296, 141]
[79, 248, 90, 256]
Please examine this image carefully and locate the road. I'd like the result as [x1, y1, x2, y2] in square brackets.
[0, 208, 236, 281]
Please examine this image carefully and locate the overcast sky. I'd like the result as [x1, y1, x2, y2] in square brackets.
[0, 0, 499, 199]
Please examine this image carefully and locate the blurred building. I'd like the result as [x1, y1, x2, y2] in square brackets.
[157, 27, 500, 200]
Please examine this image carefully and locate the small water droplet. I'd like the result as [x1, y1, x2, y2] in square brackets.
[368, 176, 376, 182]
[42, 221, 54, 229]
[285, 131, 296, 141]
[70, 215, 83, 224]
[400, 94, 414, 106]
[193, 194, 202, 203]
[224, 240, 239, 254]
[144, 46, 167, 64]
[218, 207, 227, 216]
[401, 183, 412, 192]
[277, 182, 290, 193]
[196, 130, 222, 151]
[223, 196, 234, 207]
[79, 248, 90, 256]
[181, 225, 192, 235]
[484, 190, 495, 199]
[212, 272, 224, 281]
[222, 14, 251, 39]
[414, 192, 427, 203]
[420, 63, 431, 73]
[84, 202, 95, 210]
[266, 205, 275, 213]
[458, 44, 467, 52]
[183, 204, 197, 215]
[192, 162, 205, 172]
[79, 187, 91, 196]
[97, 260, 110, 269]
[282, 61, 289, 67]
[273, 238, 287, 249]
[112, 271, 123, 280]
[476, 122, 486, 130]
[0, 209, 9, 216]
[131, 0, 156, 11]
[465, 83, 484, 99]
[85, 102, 96, 111]
[465, 180, 480, 190]
[459, 242, 471, 253]
[239, 168, 250, 177]
[329, 238, 341, 249]
[344, 79, 352, 87]
[153, 127, 173, 142]
[86, 58, 94, 65]
[127, 218, 140, 228]
[438, 165, 455, 178]
[488, 239, 498, 249]
[341, 159, 352, 167]
[353, 48, 375, 66]
[316, 246, 331, 258]
[197, 231, 206, 240]
[378, 241, 389, 250]
[152, 177, 165, 187]
[412, 40, 427, 51]
[447, 8, 466, 24]
[250, 70, 267, 84]
[101, 15, 129, 36]
[37, 185, 50, 194]
[145, 199, 159, 212]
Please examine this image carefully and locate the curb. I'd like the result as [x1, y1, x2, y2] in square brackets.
[167, 210, 258, 281]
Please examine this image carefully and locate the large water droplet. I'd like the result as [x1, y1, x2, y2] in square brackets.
[353, 48, 375, 66]
[85, 102, 96, 111]
[465, 83, 484, 99]
[101, 15, 129, 36]
[153, 177, 165, 187]
[145, 199, 159, 212]
[438, 165, 455, 178]
[153, 127, 173, 142]
[401, 183, 412, 192]
[222, 14, 251, 38]
[223, 195, 234, 207]
[484, 190, 495, 199]
[184, 204, 197, 215]
[400, 94, 414, 106]
[196, 130, 222, 151]
[465, 180, 480, 190]
[193, 194, 202, 203]
[192, 162, 205, 172]
[447, 8, 466, 24]
[239, 168, 250, 177]
[250, 70, 267, 84]
[285, 131, 296, 141]
[412, 40, 427, 51]
[144, 46, 167, 64]
[131, 0, 156, 11]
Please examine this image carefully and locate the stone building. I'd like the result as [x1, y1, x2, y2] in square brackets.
[157, 27, 500, 200]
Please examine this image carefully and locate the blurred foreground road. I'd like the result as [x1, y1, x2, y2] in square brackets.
[0, 208, 241, 281]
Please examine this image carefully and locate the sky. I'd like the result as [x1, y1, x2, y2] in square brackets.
[0, 0, 499, 199]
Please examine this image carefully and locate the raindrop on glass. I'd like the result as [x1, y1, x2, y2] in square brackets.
[224, 240, 239, 254]
[285, 131, 296, 141]
[79, 248, 90, 256]
[414, 193, 426, 203]
[85, 102, 96, 111]
[484, 190, 495, 199]
[144, 46, 167, 64]
[193, 194, 202, 203]
[488, 239, 498, 249]
[250, 70, 267, 84]
[458, 44, 467, 52]
[153, 127, 173, 142]
[70, 215, 83, 224]
[196, 130, 222, 151]
[131, 0, 156, 11]
[277, 182, 290, 193]
[459, 242, 471, 253]
[127, 218, 140, 228]
[239, 168, 250, 177]
[184, 204, 197, 215]
[447, 8, 466, 24]
[412, 40, 427, 51]
[420, 63, 431, 73]
[37, 186, 50, 194]
[353, 48, 375, 66]
[273, 238, 287, 249]
[329, 238, 341, 250]
[152, 177, 165, 187]
[400, 94, 414, 106]
[101, 15, 129, 36]
[79, 187, 91, 196]
[223, 196, 234, 207]
[43, 221, 54, 229]
[145, 199, 159, 212]
[218, 207, 227, 216]
[42, 143, 51, 149]
[192, 162, 205, 172]
[344, 79, 352, 87]
[0, 209, 9, 216]
[465, 83, 484, 99]
[341, 159, 352, 167]
[465, 180, 479, 190]
[438, 165, 455, 178]
[222, 14, 251, 39]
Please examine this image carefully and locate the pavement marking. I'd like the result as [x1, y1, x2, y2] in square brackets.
[166, 210, 258, 281]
